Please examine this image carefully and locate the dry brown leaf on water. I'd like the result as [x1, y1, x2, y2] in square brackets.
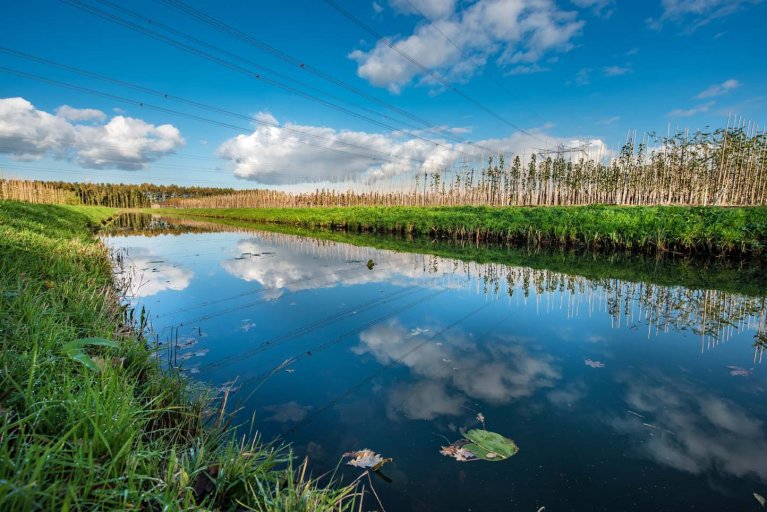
[439, 441, 477, 462]
[342, 449, 392, 471]
[755, 492, 766, 507]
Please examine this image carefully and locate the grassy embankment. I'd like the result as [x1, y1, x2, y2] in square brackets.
[151, 205, 767, 256]
[0, 201, 357, 510]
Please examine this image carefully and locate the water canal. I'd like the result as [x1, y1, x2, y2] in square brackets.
[103, 214, 767, 511]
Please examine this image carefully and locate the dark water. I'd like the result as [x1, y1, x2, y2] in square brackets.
[104, 215, 767, 511]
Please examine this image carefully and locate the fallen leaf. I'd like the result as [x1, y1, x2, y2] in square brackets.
[755, 493, 766, 507]
[342, 449, 392, 470]
[440, 440, 477, 462]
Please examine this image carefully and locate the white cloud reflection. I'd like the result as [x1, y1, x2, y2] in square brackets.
[355, 321, 560, 420]
[120, 247, 194, 298]
[611, 373, 767, 481]
[220, 236, 459, 298]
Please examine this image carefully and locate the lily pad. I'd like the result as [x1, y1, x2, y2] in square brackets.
[462, 429, 518, 461]
[439, 429, 519, 462]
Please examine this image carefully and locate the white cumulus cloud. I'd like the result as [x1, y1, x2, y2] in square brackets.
[217, 112, 605, 185]
[667, 101, 715, 118]
[570, 0, 614, 17]
[0, 97, 185, 170]
[55, 105, 107, 122]
[649, 0, 761, 29]
[389, 0, 457, 19]
[603, 65, 631, 76]
[350, 0, 584, 92]
[695, 79, 740, 99]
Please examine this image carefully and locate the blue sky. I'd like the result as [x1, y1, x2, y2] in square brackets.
[1, 0, 765, 188]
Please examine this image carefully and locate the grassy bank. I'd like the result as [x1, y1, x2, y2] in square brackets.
[0, 201, 357, 510]
[151, 205, 767, 256]
[145, 212, 767, 298]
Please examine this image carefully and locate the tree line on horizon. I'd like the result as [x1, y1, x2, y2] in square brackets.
[0, 179, 235, 208]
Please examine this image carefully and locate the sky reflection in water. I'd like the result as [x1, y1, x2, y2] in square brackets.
[104, 218, 767, 511]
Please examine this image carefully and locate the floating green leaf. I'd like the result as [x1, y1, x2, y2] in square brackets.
[463, 429, 519, 461]
[440, 429, 519, 462]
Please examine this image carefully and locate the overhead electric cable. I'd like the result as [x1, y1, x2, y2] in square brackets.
[322, 0, 550, 144]
[402, 0, 544, 121]
[60, 0, 491, 156]
[156, 0, 434, 129]
[0, 65, 451, 175]
[0, 47, 440, 169]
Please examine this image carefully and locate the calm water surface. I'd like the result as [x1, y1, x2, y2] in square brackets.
[104, 216, 767, 511]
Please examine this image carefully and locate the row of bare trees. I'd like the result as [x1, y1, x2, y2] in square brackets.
[164, 124, 767, 208]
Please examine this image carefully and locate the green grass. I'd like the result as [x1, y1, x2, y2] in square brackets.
[150, 205, 767, 255]
[0, 201, 358, 511]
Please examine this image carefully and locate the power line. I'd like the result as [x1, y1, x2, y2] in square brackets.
[158, 0, 435, 130]
[237, 288, 447, 392]
[321, 0, 550, 145]
[402, 0, 544, 121]
[198, 286, 423, 372]
[89, 0, 434, 136]
[0, 47, 442, 170]
[287, 300, 490, 433]
[0, 65, 451, 179]
[0, 146, 394, 181]
[59, 0, 489, 157]
[121, 0, 497, 152]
